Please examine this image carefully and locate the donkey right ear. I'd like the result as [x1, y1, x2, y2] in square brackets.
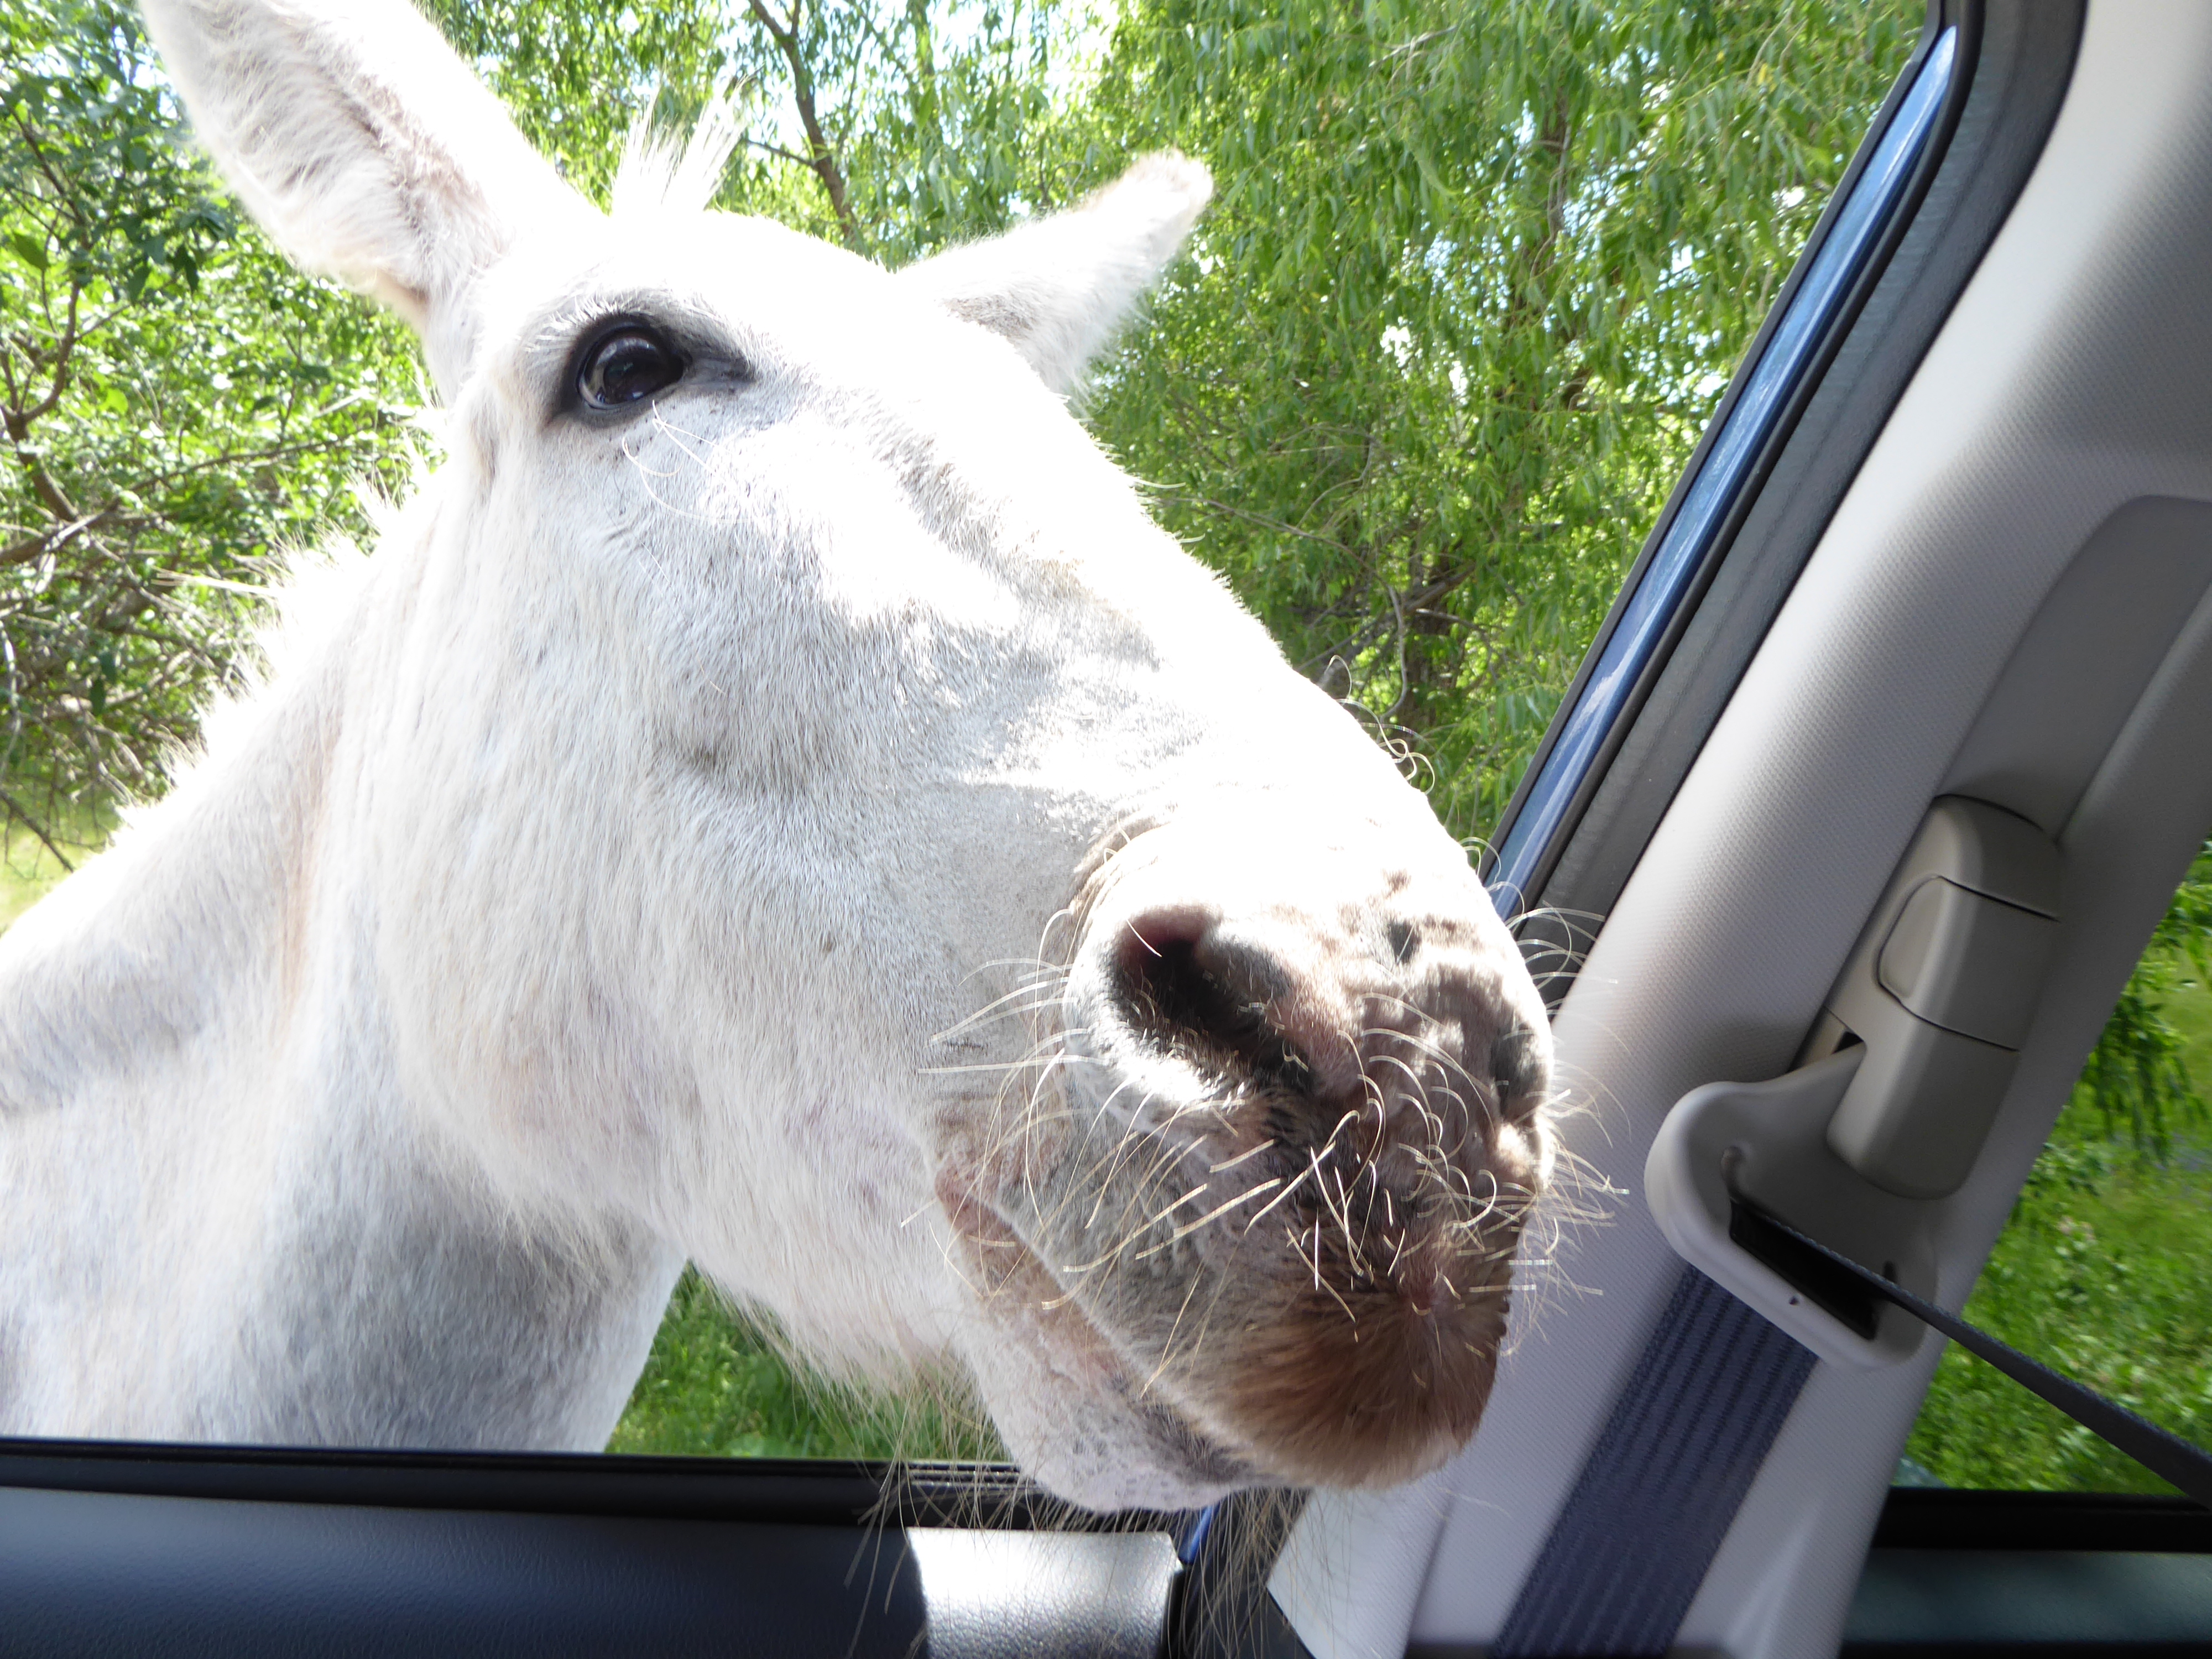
[898, 153, 1212, 395]
[142, 0, 583, 393]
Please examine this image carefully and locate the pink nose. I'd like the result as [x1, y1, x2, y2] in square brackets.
[1073, 891, 1550, 1484]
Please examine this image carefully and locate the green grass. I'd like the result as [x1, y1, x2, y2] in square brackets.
[607, 1269, 1000, 1461]
[1905, 976, 2212, 1492]
[2171, 955, 2212, 1081]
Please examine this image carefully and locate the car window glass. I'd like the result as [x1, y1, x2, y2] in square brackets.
[1902, 842, 2212, 1493]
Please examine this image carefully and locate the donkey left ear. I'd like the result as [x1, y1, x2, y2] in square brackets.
[898, 153, 1212, 394]
[142, 0, 586, 395]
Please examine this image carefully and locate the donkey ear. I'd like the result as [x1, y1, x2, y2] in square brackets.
[898, 153, 1212, 394]
[141, 0, 583, 393]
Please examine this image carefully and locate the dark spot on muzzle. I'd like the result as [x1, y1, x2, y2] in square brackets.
[1491, 1022, 1545, 1116]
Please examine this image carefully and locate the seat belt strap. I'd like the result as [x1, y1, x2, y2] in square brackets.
[1495, 1214, 2212, 1658]
[1491, 1265, 1814, 1657]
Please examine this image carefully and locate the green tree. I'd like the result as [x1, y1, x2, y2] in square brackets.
[0, 0, 421, 858]
[1078, 0, 1921, 836]
[428, 0, 1098, 262]
[420, 0, 733, 206]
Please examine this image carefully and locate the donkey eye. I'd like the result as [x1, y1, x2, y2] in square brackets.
[575, 325, 683, 411]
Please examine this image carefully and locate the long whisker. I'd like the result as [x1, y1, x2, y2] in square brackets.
[1131, 1176, 1285, 1259]
[1208, 1139, 1277, 1174]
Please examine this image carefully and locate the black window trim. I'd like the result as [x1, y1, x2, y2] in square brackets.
[1484, 0, 1981, 931]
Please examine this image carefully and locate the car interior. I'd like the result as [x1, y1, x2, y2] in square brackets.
[14, 0, 2212, 1654]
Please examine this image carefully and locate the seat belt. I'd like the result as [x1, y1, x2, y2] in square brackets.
[1490, 1265, 1814, 1657]
[1493, 1211, 2212, 1658]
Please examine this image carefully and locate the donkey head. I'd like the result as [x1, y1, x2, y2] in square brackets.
[144, 0, 1554, 1510]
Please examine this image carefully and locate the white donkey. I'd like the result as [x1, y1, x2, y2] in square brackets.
[0, 0, 1556, 1512]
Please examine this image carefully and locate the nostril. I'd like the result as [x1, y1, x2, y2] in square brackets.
[1114, 917, 1314, 1093]
[1386, 918, 1419, 963]
[1113, 907, 1211, 985]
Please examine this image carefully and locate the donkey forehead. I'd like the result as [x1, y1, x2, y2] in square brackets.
[459, 204, 1307, 729]
[486, 211, 1025, 393]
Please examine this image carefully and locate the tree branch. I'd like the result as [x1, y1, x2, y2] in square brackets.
[745, 0, 863, 249]
[4, 435, 80, 523]
[739, 135, 816, 169]
[0, 784, 76, 873]
[18, 279, 84, 430]
[0, 505, 127, 568]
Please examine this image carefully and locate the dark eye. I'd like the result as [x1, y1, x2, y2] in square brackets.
[575, 325, 683, 411]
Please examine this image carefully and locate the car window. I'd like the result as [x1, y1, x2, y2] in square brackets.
[0, 0, 1919, 1482]
[1902, 840, 2212, 1494]
[1484, 18, 1958, 920]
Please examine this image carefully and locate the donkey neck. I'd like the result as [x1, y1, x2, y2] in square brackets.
[0, 542, 682, 1449]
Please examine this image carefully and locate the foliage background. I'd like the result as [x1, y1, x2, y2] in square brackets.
[5, 0, 1919, 853]
[1, 0, 422, 856]
[8, 0, 2207, 1488]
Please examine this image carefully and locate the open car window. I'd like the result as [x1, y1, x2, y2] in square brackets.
[45, 3, 2212, 1659]
[0, 0, 1924, 1479]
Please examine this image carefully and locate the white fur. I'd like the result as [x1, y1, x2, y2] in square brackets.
[0, 0, 1551, 1510]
